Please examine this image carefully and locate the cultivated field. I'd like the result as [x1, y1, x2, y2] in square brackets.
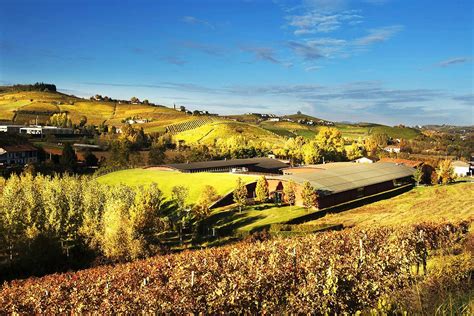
[0, 90, 189, 129]
[174, 121, 283, 145]
[0, 221, 470, 314]
[97, 169, 257, 203]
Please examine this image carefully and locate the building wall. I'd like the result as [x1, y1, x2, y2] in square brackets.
[454, 166, 469, 176]
[212, 176, 413, 210]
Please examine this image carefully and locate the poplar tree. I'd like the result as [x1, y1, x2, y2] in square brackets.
[255, 176, 269, 203]
[233, 177, 248, 212]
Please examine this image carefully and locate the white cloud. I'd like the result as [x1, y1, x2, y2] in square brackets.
[354, 25, 403, 46]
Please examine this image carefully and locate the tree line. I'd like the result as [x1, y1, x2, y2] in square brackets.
[0, 173, 220, 280]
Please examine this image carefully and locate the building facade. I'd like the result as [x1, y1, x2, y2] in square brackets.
[0, 144, 38, 165]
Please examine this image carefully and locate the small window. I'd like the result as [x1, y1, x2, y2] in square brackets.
[356, 187, 364, 198]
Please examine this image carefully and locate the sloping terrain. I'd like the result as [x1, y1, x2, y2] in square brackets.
[0, 90, 189, 129]
[302, 182, 474, 228]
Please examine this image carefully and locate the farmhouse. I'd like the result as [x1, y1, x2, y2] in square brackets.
[354, 157, 374, 164]
[452, 160, 470, 177]
[0, 144, 38, 165]
[0, 125, 24, 134]
[160, 157, 289, 174]
[19, 126, 74, 135]
[383, 145, 401, 153]
[212, 162, 415, 209]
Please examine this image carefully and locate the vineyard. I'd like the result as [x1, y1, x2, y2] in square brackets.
[0, 221, 471, 314]
[165, 116, 218, 134]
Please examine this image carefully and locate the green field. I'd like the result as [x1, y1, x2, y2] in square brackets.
[97, 169, 257, 203]
[301, 182, 474, 228]
[211, 204, 309, 233]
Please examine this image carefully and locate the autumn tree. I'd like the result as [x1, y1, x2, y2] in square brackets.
[233, 177, 248, 212]
[413, 166, 423, 186]
[129, 183, 165, 257]
[283, 180, 297, 206]
[301, 181, 317, 211]
[346, 141, 364, 160]
[148, 142, 166, 165]
[255, 176, 269, 203]
[302, 140, 321, 165]
[60, 143, 77, 171]
[436, 159, 456, 185]
[194, 185, 219, 219]
[315, 127, 345, 161]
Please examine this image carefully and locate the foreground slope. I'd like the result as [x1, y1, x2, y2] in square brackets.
[0, 222, 470, 314]
[303, 182, 474, 228]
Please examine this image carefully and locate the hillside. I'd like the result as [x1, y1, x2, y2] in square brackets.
[0, 90, 190, 130]
[0, 88, 422, 141]
[0, 221, 470, 314]
[302, 182, 474, 228]
[174, 121, 283, 145]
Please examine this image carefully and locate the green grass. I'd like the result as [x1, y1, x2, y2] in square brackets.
[97, 169, 257, 203]
[301, 182, 474, 228]
[209, 204, 310, 233]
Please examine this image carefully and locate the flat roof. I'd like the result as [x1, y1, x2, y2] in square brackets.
[277, 162, 414, 195]
[165, 157, 288, 171]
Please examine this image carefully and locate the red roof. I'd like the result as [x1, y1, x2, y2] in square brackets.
[378, 158, 423, 168]
[0, 144, 38, 153]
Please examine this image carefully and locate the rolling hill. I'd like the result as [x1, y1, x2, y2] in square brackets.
[0, 89, 190, 131]
[0, 87, 422, 141]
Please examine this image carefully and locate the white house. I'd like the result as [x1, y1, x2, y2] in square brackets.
[354, 157, 374, 164]
[452, 161, 470, 177]
[384, 145, 401, 153]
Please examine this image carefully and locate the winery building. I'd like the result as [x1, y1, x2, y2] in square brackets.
[212, 162, 415, 209]
[158, 157, 289, 174]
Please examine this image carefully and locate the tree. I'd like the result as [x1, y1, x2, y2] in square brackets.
[346, 141, 364, 160]
[60, 143, 77, 171]
[302, 141, 321, 165]
[233, 177, 248, 212]
[436, 159, 456, 185]
[79, 116, 88, 127]
[283, 180, 297, 206]
[255, 176, 269, 203]
[84, 150, 98, 167]
[171, 185, 190, 243]
[413, 166, 423, 186]
[365, 133, 389, 156]
[148, 143, 165, 165]
[129, 183, 165, 258]
[171, 186, 189, 214]
[301, 181, 317, 211]
[194, 185, 219, 219]
[130, 96, 140, 103]
[315, 127, 345, 161]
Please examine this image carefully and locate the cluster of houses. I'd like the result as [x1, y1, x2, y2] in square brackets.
[0, 124, 74, 136]
[0, 144, 38, 166]
[242, 113, 335, 126]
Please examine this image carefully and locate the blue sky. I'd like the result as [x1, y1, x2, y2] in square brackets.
[0, 0, 472, 125]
